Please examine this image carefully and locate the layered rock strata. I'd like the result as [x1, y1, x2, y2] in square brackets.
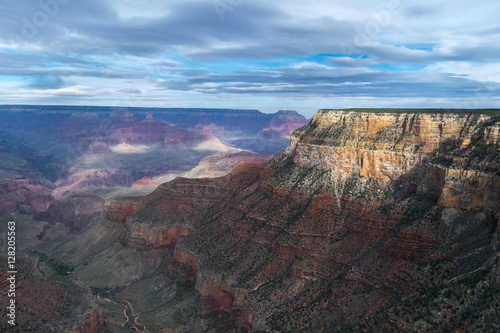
[45, 110, 500, 332]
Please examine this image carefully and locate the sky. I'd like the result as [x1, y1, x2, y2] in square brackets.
[0, 0, 499, 117]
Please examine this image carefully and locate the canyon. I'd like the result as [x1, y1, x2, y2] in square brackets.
[0, 105, 306, 332]
[1, 108, 499, 332]
[0, 106, 306, 215]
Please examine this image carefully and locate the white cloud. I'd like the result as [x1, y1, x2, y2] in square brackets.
[428, 61, 500, 83]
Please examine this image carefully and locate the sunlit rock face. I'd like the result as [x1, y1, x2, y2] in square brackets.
[287, 110, 500, 212]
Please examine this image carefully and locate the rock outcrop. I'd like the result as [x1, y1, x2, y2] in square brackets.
[35, 193, 107, 232]
[107, 199, 144, 224]
[286, 110, 500, 214]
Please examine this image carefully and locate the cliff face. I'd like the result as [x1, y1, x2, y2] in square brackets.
[287, 110, 496, 170]
[39, 110, 500, 332]
[287, 110, 500, 210]
[181, 111, 500, 332]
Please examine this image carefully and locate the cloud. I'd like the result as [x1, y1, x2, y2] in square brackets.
[27, 75, 66, 90]
[117, 88, 141, 94]
[0, 0, 499, 111]
[160, 63, 500, 100]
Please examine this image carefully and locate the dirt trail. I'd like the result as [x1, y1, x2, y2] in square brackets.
[98, 296, 150, 333]
[125, 300, 151, 333]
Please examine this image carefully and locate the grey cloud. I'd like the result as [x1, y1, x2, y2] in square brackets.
[1, 0, 498, 66]
[0, 0, 499, 107]
[161, 65, 500, 100]
[0, 65, 146, 80]
[0, 52, 46, 69]
[327, 57, 377, 67]
[404, 5, 439, 18]
[48, 55, 108, 68]
[117, 88, 141, 94]
[0, 0, 353, 59]
[0, 0, 497, 66]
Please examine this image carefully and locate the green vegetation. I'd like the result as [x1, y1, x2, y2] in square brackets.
[430, 155, 454, 168]
[54, 263, 70, 276]
[341, 174, 384, 203]
[37, 251, 46, 260]
[34, 250, 74, 276]
[428, 138, 500, 174]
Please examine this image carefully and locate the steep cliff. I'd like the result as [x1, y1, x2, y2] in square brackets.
[38, 109, 500, 332]
[286, 110, 499, 208]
